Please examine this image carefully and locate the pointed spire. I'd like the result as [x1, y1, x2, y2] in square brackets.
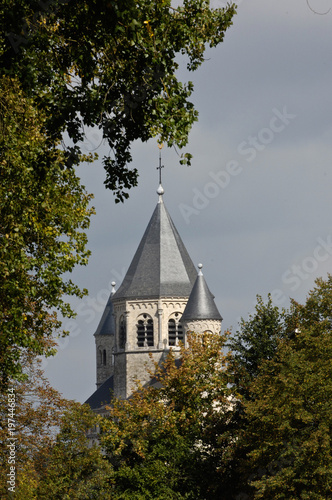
[181, 263, 222, 322]
[113, 199, 197, 301]
[94, 281, 116, 336]
[113, 148, 197, 301]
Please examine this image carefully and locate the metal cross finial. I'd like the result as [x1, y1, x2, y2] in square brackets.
[157, 144, 164, 185]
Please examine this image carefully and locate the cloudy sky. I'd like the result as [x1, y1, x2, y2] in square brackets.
[44, 0, 332, 403]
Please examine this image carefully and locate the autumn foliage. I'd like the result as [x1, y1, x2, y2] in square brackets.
[1, 276, 332, 498]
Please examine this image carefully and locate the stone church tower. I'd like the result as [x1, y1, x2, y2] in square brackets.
[86, 181, 222, 409]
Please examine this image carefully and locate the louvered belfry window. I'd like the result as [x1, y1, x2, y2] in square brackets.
[168, 313, 184, 346]
[119, 315, 126, 349]
[137, 315, 154, 347]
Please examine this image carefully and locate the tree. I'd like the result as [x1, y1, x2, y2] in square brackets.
[228, 294, 286, 398]
[0, 0, 236, 380]
[0, 76, 94, 385]
[0, 352, 75, 498]
[36, 405, 113, 500]
[100, 332, 236, 499]
[1, 332, 236, 499]
[224, 295, 288, 498]
[0, 0, 236, 201]
[0, 352, 110, 499]
[232, 276, 332, 499]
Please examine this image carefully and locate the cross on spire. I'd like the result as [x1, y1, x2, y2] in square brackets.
[157, 145, 164, 185]
[156, 144, 165, 200]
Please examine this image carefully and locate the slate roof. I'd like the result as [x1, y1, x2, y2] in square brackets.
[85, 375, 114, 410]
[112, 195, 197, 301]
[94, 293, 115, 336]
[181, 265, 222, 322]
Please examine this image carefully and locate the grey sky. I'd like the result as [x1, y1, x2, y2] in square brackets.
[44, 0, 332, 403]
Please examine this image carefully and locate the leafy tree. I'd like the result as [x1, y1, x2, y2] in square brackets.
[0, 353, 110, 499]
[36, 405, 113, 500]
[228, 294, 286, 398]
[0, 0, 236, 380]
[222, 296, 288, 498]
[233, 276, 332, 499]
[0, 352, 75, 498]
[0, 0, 236, 201]
[291, 275, 332, 329]
[0, 76, 94, 385]
[100, 332, 236, 499]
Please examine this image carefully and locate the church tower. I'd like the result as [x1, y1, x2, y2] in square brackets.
[86, 169, 222, 409]
[111, 183, 197, 399]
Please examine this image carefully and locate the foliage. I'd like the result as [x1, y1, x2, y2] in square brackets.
[228, 294, 286, 398]
[2, 276, 331, 499]
[0, 353, 110, 499]
[36, 405, 113, 500]
[232, 276, 332, 499]
[0, 76, 94, 385]
[101, 332, 236, 499]
[0, 0, 236, 381]
[0, 353, 75, 498]
[0, 0, 236, 201]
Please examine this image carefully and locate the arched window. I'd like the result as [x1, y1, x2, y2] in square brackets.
[168, 313, 184, 346]
[98, 349, 102, 365]
[137, 314, 154, 347]
[102, 349, 107, 366]
[119, 315, 126, 349]
[168, 319, 176, 346]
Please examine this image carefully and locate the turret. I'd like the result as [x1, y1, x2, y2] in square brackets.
[181, 264, 222, 338]
[94, 281, 116, 388]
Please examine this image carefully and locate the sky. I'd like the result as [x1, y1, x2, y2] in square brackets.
[44, 0, 332, 403]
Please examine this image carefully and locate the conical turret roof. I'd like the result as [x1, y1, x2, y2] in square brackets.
[181, 264, 222, 321]
[113, 190, 197, 301]
[94, 282, 116, 336]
